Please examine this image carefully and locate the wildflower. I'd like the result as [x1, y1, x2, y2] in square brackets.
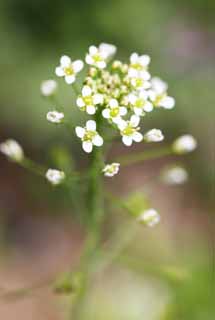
[55, 55, 84, 84]
[149, 77, 175, 109]
[103, 163, 120, 177]
[76, 86, 103, 115]
[129, 53, 151, 72]
[0, 139, 24, 162]
[172, 134, 197, 154]
[118, 115, 143, 146]
[162, 166, 188, 185]
[46, 169, 65, 185]
[144, 129, 164, 142]
[137, 209, 160, 227]
[47, 111, 64, 124]
[75, 120, 103, 153]
[99, 43, 117, 60]
[85, 45, 107, 69]
[128, 90, 153, 115]
[129, 70, 151, 90]
[40, 80, 57, 96]
[102, 99, 127, 124]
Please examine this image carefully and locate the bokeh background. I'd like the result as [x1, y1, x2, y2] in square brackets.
[0, 0, 214, 319]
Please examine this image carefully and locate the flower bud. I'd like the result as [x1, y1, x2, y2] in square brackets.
[46, 169, 65, 185]
[0, 139, 24, 162]
[47, 111, 64, 124]
[137, 209, 160, 227]
[172, 135, 197, 154]
[40, 80, 57, 97]
[144, 129, 164, 142]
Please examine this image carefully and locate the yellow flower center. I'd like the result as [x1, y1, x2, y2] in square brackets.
[135, 98, 145, 108]
[135, 78, 143, 88]
[122, 125, 135, 136]
[110, 107, 119, 117]
[131, 63, 145, 71]
[83, 130, 96, 141]
[93, 54, 102, 62]
[64, 66, 74, 76]
[154, 93, 166, 106]
[83, 96, 93, 105]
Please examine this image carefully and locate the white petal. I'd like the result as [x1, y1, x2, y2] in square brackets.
[93, 134, 103, 146]
[117, 119, 127, 131]
[60, 55, 71, 67]
[65, 75, 75, 84]
[122, 135, 133, 146]
[128, 93, 137, 105]
[160, 96, 175, 109]
[82, 85, 92, 97]
[130, 115, 140, 127]
[139, 55, 151, 66]
[86, 105, 96, 115]
[133, 132, 143, 142]
[112, 116, 122, 125]
[89, 45, 98, 55]
[139, 90, 148, 100]
[75, 126, 85, 138]
[82, 141, 93, 153]
[128, 68, 138, 78]
[99, 43, 117, 59]
[130, 52, 138, 64]
[76, 97, 85, 108]
[134, 107, 143, 116]
[72, 60, 84, 73]
[86, 120, 96, 131]
[143, 102, 153, 112]
[119, 106, 127, 116]
[109, 99, 118, 108]
[85, 54, 94, 65]
[55, 67, 64, 77]
[93, 94, 103, 105]
[102, 108, 110, 119]
[97, 61, 106, 69]
[151, 77, 168, 94]
[139, 70, 151, 80]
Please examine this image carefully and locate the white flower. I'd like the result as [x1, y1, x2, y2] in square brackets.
[75, 120, 103, 153]
[137, 209, 160, 227]
[144, 129, 164, 142]
[128, 90, 153, 116]
[40, 80, 57, 96]
[55, 55, 84, 84]
[129, 52, 151, 72]
[0, 139, 24, 162]
[103, 163, 120, 177]
[149, 77, 175, 109]
[172, 135, 197, 154]
[46, 111, 64, 124]
[46, 169, 65, 185]
[162, 166, 188, 185]
[99, 43, 117, 60]
[85, 45, 108, 69]
[118, 115, 143, 146]
[129, 70, 151, 90]
[76, 86, 103, 115]
[102, 99, 127, 124]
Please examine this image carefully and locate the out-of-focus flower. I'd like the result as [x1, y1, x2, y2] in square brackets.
[149, 77, 175, 109]
[103, 163, 120, 177]
[85, 45, 107, 69]
[99, 43, 117, 60]
[172, 134, 197, 154]
[75, 120, 103, 153]
[128, 90, 153, 115]
[102, 99, 127, 124]
[47, 111, 64, 123]
[137, 209, 160, 227]
[40, 80, 57, 96]
[162, 166, 188, 185]
[55, 55, 84, 84]
[118, 115, 143, 146]
[0, 139, 24, 162]
[76, 86, 103, 115]
[129, 53, 151, 72]
[46, 169, 65, 185]
[144, 129, 164, 142]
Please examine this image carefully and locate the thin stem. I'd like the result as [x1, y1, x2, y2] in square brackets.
[116, 146, 173, 167]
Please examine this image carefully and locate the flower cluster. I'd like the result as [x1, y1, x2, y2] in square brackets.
[54, 43, 175, 158]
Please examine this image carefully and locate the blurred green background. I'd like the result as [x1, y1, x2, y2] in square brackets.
[0, 0, 214, 319]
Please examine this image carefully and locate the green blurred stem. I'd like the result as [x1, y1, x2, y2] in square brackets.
[116, 146, 173, 167]
[19, 157, 46, 176]
[71, 110, 104, 319]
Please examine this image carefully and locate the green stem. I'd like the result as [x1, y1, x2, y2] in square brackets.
[116, 146, 173, 167]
